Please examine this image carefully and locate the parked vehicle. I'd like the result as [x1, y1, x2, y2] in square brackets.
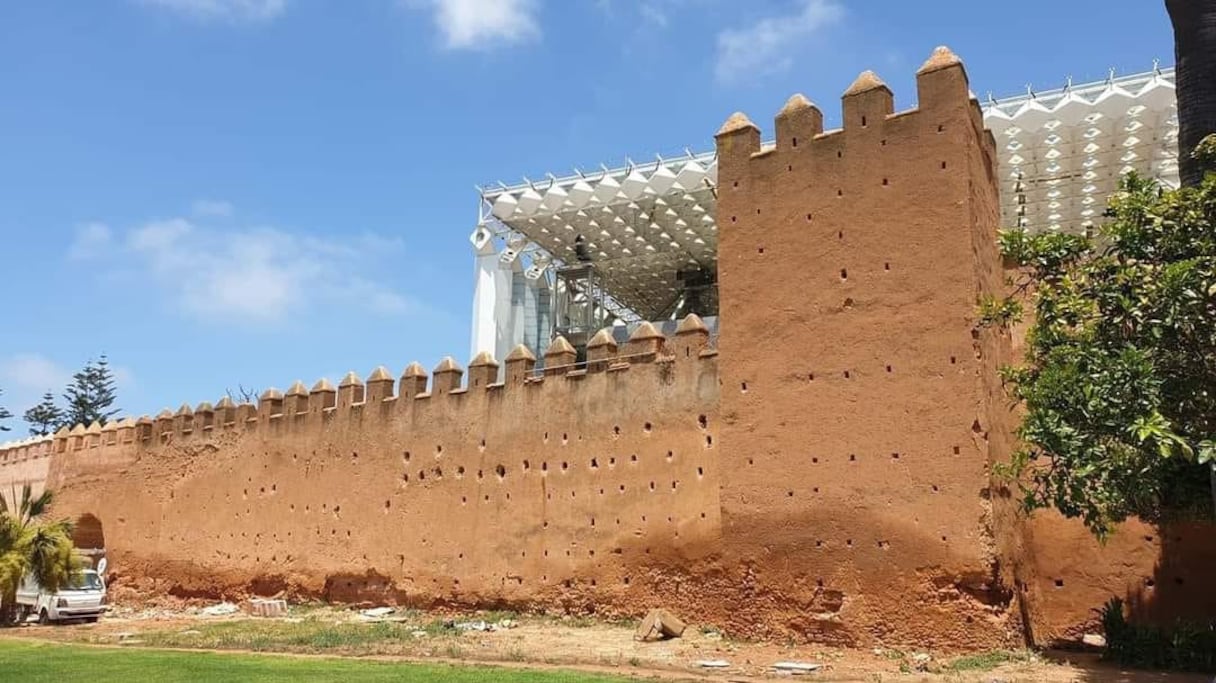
[15, 568, 107, 624]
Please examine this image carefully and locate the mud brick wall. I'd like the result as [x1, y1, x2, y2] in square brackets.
[714, 49, 1019, 648]
[45, 324, 724, 618]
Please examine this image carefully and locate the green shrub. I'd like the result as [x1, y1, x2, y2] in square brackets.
[1100, 597, 1216, 672]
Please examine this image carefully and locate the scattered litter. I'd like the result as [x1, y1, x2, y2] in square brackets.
[178, 629, 202, 636]
[411, 630, 428, 638]
[200, 602, 239, 617]
[695, 659, 730, 668]
[442, 618, 516, 632]
[248, 598, 288, 618]
[455, 620, 494, 631]
[361, 607, 394, 618]
[773, 661, 821, 673]
[911, 652, 932, 672]
[1081, 633, 1107, 648]
[634, 608, 687, 641]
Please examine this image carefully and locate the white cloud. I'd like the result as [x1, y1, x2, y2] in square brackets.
[596, 0, 689, 30]
[138, 0, 288, 24]
[0, 354, 71, 423]
[715, 0, 844, 84]
[69, 222, 114, 261]
[408, 0, 540, 49]
[0, 355, 71, 395]
[92, 216, 410, 325]
[192, 199, 234, 217]
[638, 3, 670, 28]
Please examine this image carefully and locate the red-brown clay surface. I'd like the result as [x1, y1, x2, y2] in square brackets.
[46, 337, 726, 626]
[715, 53, 1019, 649]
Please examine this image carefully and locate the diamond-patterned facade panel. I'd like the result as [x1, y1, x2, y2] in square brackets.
[984, 68, 1178, 234]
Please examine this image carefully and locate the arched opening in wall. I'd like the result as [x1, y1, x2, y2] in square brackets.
[72, 513, 106, 570]
[73, 513, 105, 551]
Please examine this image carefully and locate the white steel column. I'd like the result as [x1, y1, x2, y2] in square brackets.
[470, 237, 502, 360]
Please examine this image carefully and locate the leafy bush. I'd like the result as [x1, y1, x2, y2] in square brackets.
[989, 169, 1216, 537]
[1100, 597, 1216, 672]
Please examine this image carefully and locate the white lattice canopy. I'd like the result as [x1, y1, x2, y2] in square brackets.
[480, 155, 718, 321]
[984, 68, 1178, 233]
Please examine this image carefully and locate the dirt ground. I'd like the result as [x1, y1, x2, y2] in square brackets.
[1, 602, 1210, 683]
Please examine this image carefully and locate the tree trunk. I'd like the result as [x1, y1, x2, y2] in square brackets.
[1166, 0, 1216, 186]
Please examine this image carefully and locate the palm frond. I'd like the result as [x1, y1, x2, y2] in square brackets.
[26, 526, 76, 594]
[25, 488, 54, 521]
[0, 487, 78, 602]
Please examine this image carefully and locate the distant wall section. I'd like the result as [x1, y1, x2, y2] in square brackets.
[0, 437, 52, 500]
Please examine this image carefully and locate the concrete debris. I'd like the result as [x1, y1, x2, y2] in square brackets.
[773, 661, 822, 673]
[1081, 633, 1107, 648]
[695, 659, 730, 668]
[911, 652, 932, 672]
[634, 608, 687, 641]
[178, 629, 202, 636]
[361, 607, 394, 618]
[497, 618, 517, 629]
[249, 598, 288, 618]
[200, 602, 239, 617]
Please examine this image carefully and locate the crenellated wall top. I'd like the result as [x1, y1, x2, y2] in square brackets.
[46, 314, 717, 455]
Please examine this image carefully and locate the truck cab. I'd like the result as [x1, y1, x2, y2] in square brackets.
[15, 569, 107, 624]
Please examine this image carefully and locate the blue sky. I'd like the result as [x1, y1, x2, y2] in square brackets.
[0, 0, 1175, 428]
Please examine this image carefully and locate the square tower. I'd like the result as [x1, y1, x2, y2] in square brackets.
[715, 48, 1016, 647]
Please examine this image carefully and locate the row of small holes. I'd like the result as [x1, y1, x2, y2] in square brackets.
[406, 454, 706, 484]
[744, 359, 966, 389]
[403, 426, 706, 463]
[750, 447, 960, 465]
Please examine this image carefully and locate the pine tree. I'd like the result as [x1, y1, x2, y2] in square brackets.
[0, 389, 12, 433]
[23, 392, 65, 436]
[62, 355, 120, 428]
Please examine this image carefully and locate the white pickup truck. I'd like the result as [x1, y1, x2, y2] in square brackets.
[15, 568, 107, 624]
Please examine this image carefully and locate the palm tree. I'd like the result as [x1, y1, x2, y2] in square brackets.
[0, 485, 77, 625]
[1166, 0, 1216, 186]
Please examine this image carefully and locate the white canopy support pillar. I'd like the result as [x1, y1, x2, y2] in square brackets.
[469, 225, 513, 363]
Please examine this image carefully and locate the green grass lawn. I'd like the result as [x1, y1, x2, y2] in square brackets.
[0, 639, 635, 682]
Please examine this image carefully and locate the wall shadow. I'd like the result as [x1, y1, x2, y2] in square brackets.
[1127, 520, 1216, 626]
[1043, 650, 1212, 683]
